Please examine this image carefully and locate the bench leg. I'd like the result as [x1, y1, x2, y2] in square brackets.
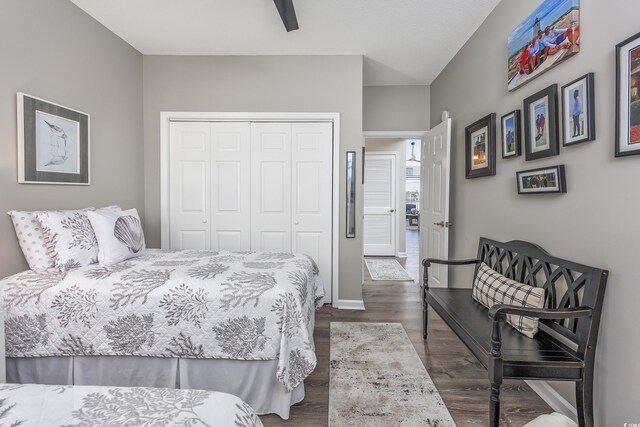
[576, 374, 594, 427]
[489, 383, 501, 427]
[422, 285, 428, 339]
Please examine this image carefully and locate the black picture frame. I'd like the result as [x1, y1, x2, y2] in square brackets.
[561, 72, 596, 146]
[346, 151, 356, 238]
[501, 110, 521, 158]
[17, 93, 90, 185]
[523, 84, 559, 161]
[516, 165, 567, 195]
[615, 31, 640, 157]
[465, 113, 496, 179]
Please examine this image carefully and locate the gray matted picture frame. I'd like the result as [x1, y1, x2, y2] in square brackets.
[17, 93, 90, 185]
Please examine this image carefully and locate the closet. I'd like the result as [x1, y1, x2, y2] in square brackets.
[168, 121, 333, 299]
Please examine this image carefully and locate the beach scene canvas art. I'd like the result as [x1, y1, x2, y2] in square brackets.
[508, 0, 580, 92]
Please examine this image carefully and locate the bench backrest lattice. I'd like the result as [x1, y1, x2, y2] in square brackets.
[475, 237, 607, 360]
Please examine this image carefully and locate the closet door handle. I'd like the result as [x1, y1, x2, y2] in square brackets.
[293, 221, 300, 225]
[202, 219, 208, 224]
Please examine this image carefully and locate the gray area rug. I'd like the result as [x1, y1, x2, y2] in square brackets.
[364, 258, 413, 281]
[329, 322, 456, 426]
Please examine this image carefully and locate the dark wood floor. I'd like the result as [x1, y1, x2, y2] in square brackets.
[261, 230, 551, 426]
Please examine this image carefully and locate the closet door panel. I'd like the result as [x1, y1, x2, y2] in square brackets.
[250, 123, 292, 252]
[169, 122, 211, 250]
[291, 123, 333, 301]
[210, 122, 251, 251]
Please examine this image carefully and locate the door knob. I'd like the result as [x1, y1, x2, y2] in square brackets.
[389, 209, 395, 213]
[294, 221, 300, 225]
[433, 221, 452, 228]
[202, 219, 208, 224]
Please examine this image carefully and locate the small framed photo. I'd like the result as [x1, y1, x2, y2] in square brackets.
[615, 31, 640, 157]
[17, 93, 90, 185]
[465, 113, 496, 179]
[562, 73, 595, 146]
[501, 110, 521, 158]
[516, 165, 567, 194]
[523, 84, 559, 161]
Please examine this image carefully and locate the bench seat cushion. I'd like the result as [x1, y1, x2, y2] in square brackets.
[426, 288, 583, 373]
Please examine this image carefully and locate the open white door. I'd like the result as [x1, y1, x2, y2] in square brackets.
[363, 153, 397, 256]
[420, 118, 452, 288]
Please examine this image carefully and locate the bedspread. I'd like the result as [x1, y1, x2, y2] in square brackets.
[1, 249, 324, 390]
[0, 383, 263, 426]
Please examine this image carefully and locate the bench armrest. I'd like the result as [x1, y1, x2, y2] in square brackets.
[488, 305, 593, 321]
[422, 258, 478, 268]
[488, 305, 593, 358]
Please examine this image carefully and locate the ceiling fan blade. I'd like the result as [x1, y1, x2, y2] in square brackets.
[273, 0, 299, 32]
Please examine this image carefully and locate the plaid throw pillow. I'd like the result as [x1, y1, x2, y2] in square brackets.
[472, 262, 545, 338]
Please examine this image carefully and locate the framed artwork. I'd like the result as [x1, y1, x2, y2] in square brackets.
[465, 113, 496, 179]
[17, 93, 90, 185]
[501, 110, 521, 158]
[523, 84, 559, 161]
[516, 165, 567, 194]
[562, 72, 595, 145]
[346, 151, 356, 238]
[507, 0, 580, 92]
[615, 31, 640, 157]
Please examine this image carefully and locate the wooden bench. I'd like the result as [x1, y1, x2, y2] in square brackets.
[422, 237, 607, 427]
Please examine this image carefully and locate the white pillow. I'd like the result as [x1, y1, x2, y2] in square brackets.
[523, 413, 577, 427]
[36, 206, 120, 270]
[7, 210, 55, 271]
[87, 208, 146, 266]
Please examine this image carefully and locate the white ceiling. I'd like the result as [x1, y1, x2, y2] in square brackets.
[70, 0, 500, 86]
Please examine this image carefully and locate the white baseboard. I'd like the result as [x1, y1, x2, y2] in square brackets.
[397, 252, 408, 258]
[525, 380, 578, 422]
[337, 299, 366, 310]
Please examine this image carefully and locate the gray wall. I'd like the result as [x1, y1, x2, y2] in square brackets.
[364, 138, 407, 255]
[143, 55, 364, 301]
[364, 85, 430, 131]
[430, 0, 640, 423]
[0, 0, 144, 279]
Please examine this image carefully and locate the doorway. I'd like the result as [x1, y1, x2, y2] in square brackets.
[363, 134, 425, 283]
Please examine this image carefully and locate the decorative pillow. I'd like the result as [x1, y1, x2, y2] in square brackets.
[7, 210, 55, 271]
[87, 208, 146, 266]
[36, 206, 121, 270]
[472, 262, 545, 338]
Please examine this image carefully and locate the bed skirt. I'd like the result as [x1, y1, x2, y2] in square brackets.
[6, 356, 304, 419]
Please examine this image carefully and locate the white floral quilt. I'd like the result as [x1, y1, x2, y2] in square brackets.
[1, 250, 324, 391]
[0, 383, 263, 427]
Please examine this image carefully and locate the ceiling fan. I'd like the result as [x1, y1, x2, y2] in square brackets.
[408, 141, 420, 162]
[273, 0, 299, 32]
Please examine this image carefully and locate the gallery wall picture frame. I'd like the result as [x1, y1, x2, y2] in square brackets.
[465, 113, 496, 179]
[516, 165, 567, 195]
[501, 110, 522, 158]
[507, 0, 580, 92]
[615, 31, 640, 157]
[523, 84, 560, 161]
[562, 72, 595, 146]
[17, 93, 90, 185]
[346, 151, 356, 238]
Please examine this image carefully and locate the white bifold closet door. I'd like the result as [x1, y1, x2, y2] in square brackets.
[251, 123, 333, 293]
[170, 121, 251, 251]
[169, 121, 333, 301]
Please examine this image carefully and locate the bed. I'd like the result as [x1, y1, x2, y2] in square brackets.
[0, 249, 324, 419]
[0, 383, 263, 426]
